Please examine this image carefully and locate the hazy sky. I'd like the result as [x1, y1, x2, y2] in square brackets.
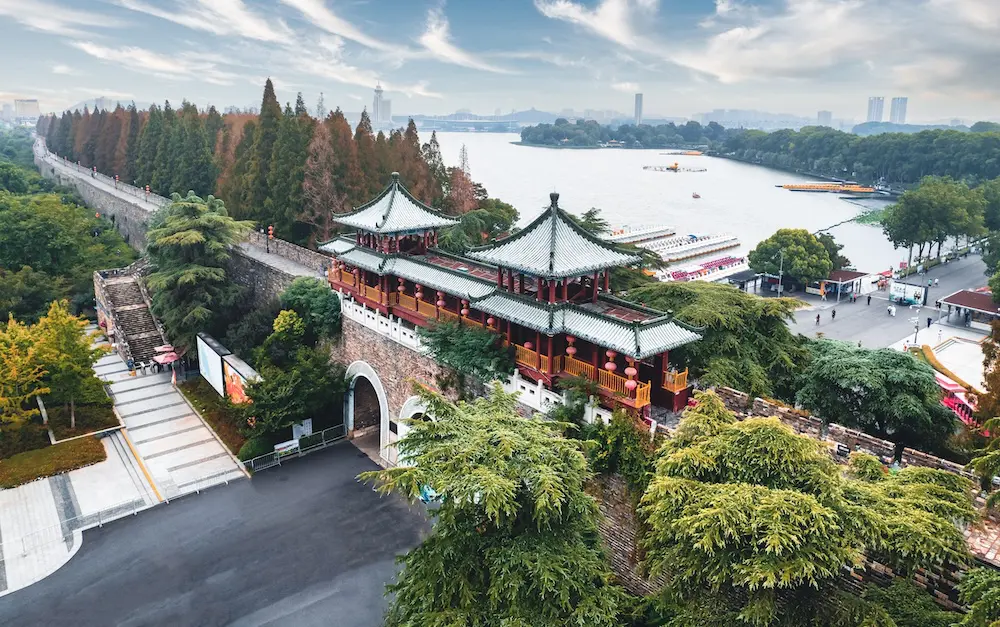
[1, 0, 998, 122]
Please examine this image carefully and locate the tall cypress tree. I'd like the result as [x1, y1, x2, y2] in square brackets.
[151, 101, 176, 195]
[136, 105, 163, 186]
[168, 102, 195, 194]
[222, 120, 256, 218]
[82, 109, 106, 169]
[55, 111, 73, 158]
[176, 110, 215, 197]
[45, 114, 60, 152]
[95, 107, 122, 174]
[244, 79, 282, 222]
[422, 130, 447, 207]
[72, 107, 90, 162]
[123, 104, 141, 184]
[329, 108, 363, 206]
[354, 109, 378, 199]
[301, 114, 341, 243]
[265, 103, 314, 243]
[204, 105, 223, 151]
[399, 120, 435, 204]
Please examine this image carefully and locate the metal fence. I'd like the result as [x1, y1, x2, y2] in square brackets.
[241, 425, 347, 473]
[0, 496, 148, 566]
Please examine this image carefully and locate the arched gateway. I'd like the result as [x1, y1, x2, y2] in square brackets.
[344, 361, 389, 461]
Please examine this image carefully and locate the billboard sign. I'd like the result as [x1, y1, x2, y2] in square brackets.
[889, 281, 926, 305]
[222, 354, 260, 404]
[196, 333, 231, 397]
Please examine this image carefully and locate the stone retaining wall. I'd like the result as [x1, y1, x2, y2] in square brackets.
[227, 247, 297, 309]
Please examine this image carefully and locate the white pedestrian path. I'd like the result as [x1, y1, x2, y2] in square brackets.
[109, 373, 245, 500]
[0, 433, 156, 597]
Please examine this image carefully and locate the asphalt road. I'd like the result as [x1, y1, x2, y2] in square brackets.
[776, 254, 990, 347]
[0, 443, 429, 627]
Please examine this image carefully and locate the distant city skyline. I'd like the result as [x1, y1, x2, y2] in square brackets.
[1, 0, 997, 123]
[867, 97, 885, 123]
[890, 97, 908, 124]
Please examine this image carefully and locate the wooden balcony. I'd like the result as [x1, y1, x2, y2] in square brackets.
[662, 368, 689, 393]
[598, 368, 651, 408]
[512, 344, 563, 373]
[564, 355, 596, 380]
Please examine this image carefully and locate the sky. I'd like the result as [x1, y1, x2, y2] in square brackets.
[1, 0, 998, 123]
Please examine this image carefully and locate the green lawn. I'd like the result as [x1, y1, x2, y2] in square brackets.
[47, 403, 120, 441]
[178, 378, 246, 456]
[0, 436, 107, 489]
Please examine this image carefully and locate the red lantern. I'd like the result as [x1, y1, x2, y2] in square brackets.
[625, 366, 638, 378]
[461, 308, 470, 316]
[487, 317, 495, 326]
[398, 285, 406, 292]
[606, 349, 616, 359]
[566, 345, 577, 356]
[416, 291, 424, 299]
[625, 379, 638, 391]
[525, 341, 533, 350]
[437, 300, 446, 307]
[605, 361, 617, 371]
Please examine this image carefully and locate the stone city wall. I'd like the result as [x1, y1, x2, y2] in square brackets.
[227, 247, 297, 309]
[36, 155, 152, 248]
[247, 231, 332, 274]
[714, 387, 972, 476]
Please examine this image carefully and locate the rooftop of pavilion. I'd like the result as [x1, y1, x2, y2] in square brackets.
[464, 192, 643, 279]
[333, 172, 458, 235]
[318, 234, 701, 359]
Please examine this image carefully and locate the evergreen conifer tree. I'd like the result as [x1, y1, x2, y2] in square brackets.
[265, 102, 314, 243]
[176, 110, 216, 197]
[222, 120, 257, 218]
[244, 79, 282, 222]
[123, 104, 141, 183]
[328, 108, 363, 206]
[136, 105, 163, 186]
[421, 130, 447, 206]
[72, 107, 90, 162]
[204, 105, 223, 151]
[150, 101, 176, 195]
[301, 114, 343, 243]
[353, 109, 379, 198]
[82, 109, 105, 168]
[55, 111, 74, 158]
[95, 107, 121, 173]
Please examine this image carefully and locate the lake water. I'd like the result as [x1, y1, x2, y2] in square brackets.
[433, 132, 900, 273]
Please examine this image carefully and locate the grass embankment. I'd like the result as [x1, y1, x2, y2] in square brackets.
[178, 378, 246, 456]
[0, 436, 106, 489]
[47, 404, 120, 441]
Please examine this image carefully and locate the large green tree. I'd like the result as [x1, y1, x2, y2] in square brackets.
[264, 98, 314, 242]
[145, 192, 252, 351]
[135, 104, 163, 186]
[749, 228, 833, 286]
[882, 176, 985, 262]
[244, 79, 282, 220]
[360, 384, 626, 626]
[278, 277, 340, 341]
[795, 339, 955, 451]
[957, 567, 1000, 627]
[640, 390, 975, 626]
[626, 281, 806, 398]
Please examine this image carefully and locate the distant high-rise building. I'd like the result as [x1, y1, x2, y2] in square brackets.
[634, 93, 643, 126]
[14, 99, 40, 120]
[866, 97, 884, 123]
[382, 99, 391, 124]
[889, 97, 908, 124]
[817, 110, 833, 127]
[372, 83, 384, 124]
[1, 103, 12, 121]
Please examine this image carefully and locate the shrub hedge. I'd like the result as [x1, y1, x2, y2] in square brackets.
[0, 436, 106, 488]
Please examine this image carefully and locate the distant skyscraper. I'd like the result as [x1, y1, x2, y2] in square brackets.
[889, 97, 908, 124]
[866, 97, 884, 123]
[14, 99, 40, 119]
[1, 103, 12, 121]
[372, 83, 384, 124]
[383, 99, 391, 124]
[634, 93, 643, 126]
[817, 110, 833, 127]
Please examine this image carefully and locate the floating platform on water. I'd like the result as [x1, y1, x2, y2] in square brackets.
[777, 183, 876, 193]
[643, 165, 707, 172]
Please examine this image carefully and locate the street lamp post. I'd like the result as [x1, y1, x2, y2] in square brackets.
[772, 250, 785, 295]
[913, 324, 919, 345]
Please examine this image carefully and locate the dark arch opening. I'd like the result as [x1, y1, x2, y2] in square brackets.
[353, 376, 380, 432]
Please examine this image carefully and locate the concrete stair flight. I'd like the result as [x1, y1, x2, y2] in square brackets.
[103, 276, 164, 363]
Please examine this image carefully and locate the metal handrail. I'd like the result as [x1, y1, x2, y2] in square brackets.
[241, 425, 346, 474]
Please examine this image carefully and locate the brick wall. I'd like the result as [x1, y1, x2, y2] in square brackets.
[227, 247, 297, 309]
[247, 231, 332, 274]
[586, 474, 667, 596]
[331, 317, 458, 419]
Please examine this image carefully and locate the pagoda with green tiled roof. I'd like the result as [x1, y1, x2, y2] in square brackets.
[320, 176, 701, 415]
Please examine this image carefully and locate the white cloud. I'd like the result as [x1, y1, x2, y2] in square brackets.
[612, 81, 640, 92]
[295, 40, 443, 98]
[51, 64, 73, 75]
[534, 0, 659, 52]
[0, 0, 123, 37]
[280, 0, 398, 52]
[419, 8, 514, 74]
[493, 50, 587, 69]
[116, 0, 291, 42]
[70, 41, 241, 85]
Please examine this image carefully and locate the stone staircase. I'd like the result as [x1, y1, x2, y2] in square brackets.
[104, 276, 164, 363]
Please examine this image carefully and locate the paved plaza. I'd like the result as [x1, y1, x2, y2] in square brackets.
[775, 254, 990, 349]
[0, 443, 429, 627]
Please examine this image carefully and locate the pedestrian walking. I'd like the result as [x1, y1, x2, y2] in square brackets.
[867, 294, 872, 306]
[934, 278, 939, 286]
[815, 313, 820, 325]
[857, 340, 862, 347]
[927, 317, 932, 329]
[887, 304, 892, 316]
[891, 305, 897, 317]
[831, 309, 836, 320]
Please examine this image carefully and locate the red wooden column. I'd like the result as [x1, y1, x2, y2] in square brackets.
[497, 267, 504, 287]
[604, 271, 610, 292]
[508, 269, 515, 293]
[519, 274, 525, 293]
[547, 335, 555, 375]
[592, 271, 599, 302]
[548, 280, 556, 304]
[537, 279, 544, 301]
